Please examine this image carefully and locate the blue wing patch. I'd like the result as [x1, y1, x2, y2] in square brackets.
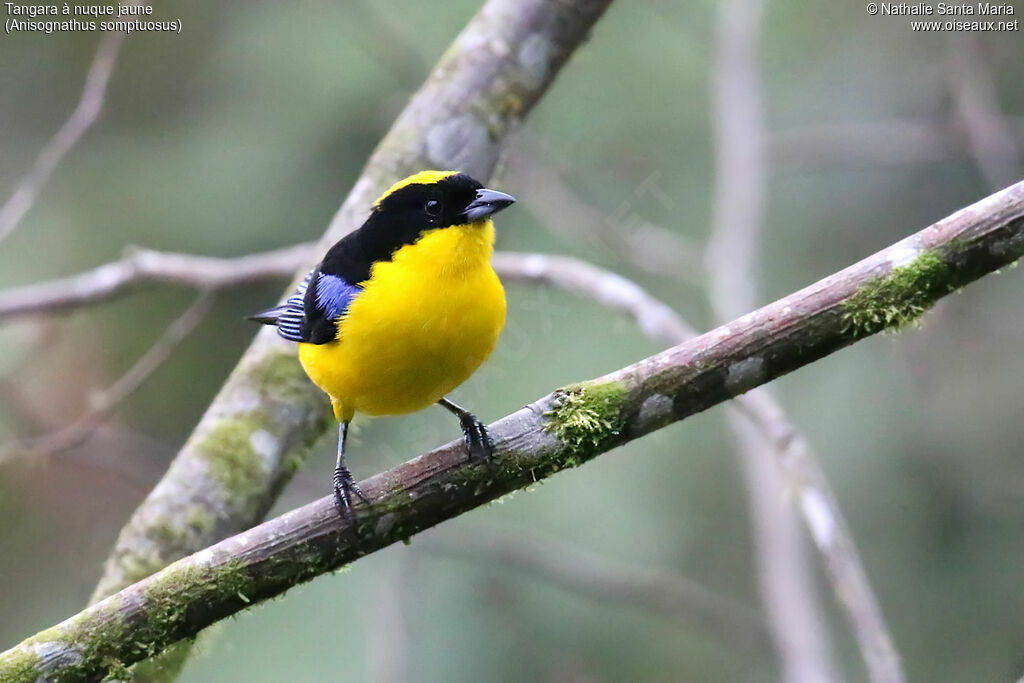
[315, 273, 360, 321]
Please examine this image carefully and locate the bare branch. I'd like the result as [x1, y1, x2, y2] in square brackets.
[0, 243, 312, 321]
[707, 0, 767, 324]
[0, 293, 212, 465]
[492, 251, 697, 342]
[0, 33, 125, 244]
[3, 180, 1022, 683]
[731, 391, 907, 683]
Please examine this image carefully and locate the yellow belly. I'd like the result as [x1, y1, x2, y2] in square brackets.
[298, 222, 506, 421]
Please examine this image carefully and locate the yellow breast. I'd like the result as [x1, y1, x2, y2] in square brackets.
[298, 220, 506, 421]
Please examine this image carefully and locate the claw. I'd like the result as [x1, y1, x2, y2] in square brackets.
[333, 465, 370, 523]
[459, 413, 493, 462]
[438, 398, 494, 462]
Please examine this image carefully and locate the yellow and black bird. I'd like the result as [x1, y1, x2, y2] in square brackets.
[250, 170, 515, 518]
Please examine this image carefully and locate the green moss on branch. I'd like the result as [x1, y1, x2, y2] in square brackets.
[543, 380, 628, 464]
[196, 416, 269, 500]
[842, 250, 953, 334]
[0, 648, 39, 683]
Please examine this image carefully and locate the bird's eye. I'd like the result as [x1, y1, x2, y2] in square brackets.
[425, 199, 441, 217]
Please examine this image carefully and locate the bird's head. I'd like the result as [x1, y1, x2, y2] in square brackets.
[372, 170, 516, 229]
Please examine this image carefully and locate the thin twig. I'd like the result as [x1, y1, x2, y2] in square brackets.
[0, 33, 125, 244]
[3, 179, 1022, 683]
[0, 293, 213, 465]
[707, 0, 767, 321]
[493, 252, 697, 341]
[728, 392, 907, 683]
[0, 243, 310, 321]
[707, 0, 767, 323]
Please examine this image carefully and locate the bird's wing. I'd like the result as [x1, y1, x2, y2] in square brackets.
[249, 269, 361, 345]
[302, 271, 362, 344]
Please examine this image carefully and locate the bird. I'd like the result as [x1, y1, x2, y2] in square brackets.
[250, 170, 515, 519]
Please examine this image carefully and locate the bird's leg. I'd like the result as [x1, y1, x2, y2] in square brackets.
[438, 397, 493, 461]
[333, 420, 370, 521]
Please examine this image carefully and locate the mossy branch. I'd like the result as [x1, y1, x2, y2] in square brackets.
[89, 0, 615, 602]
[3, 181, 1022, 683]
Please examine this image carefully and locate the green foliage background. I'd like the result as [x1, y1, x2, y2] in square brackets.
[1, 2, 1023, 681]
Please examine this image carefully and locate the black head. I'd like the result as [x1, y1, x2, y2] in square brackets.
[372, 171, 515, 229]
[318, 171, 515, 284]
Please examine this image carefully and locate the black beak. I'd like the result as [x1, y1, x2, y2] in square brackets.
[462, 188, 516, 222]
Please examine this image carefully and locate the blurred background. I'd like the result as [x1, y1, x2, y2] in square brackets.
[1, 1, 1023, 681]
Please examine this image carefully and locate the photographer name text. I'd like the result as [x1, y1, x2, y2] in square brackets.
[878, 2, 1012, 14]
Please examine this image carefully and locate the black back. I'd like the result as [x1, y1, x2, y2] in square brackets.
[253, 172, 485, 345]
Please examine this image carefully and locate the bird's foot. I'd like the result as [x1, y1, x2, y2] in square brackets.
[333, 466, 371, 523]
[458, 412, 493, 462]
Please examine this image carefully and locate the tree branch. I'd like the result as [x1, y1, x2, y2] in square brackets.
[86, 0, 615, 604]
[0, 243, 312, 321]
[3, 181, 1022, 683]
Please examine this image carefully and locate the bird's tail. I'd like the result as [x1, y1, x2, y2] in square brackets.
[248, 273, 309, 342]
[247, 305, 287, 325]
